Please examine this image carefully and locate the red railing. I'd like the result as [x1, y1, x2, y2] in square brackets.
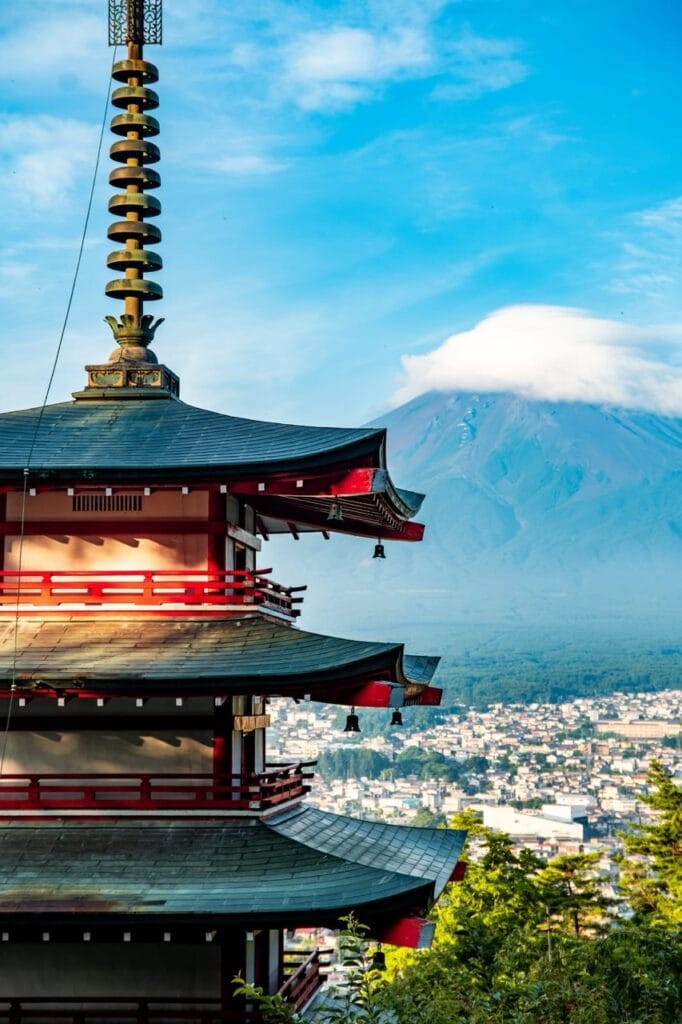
[0, 1000, 257, 1024]
[278, 948, 329, 1011]
[0, 570, 305, 617]
[0, 763, 316, 814]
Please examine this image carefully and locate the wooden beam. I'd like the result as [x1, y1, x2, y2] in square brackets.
[0, 519, 227, 536]
[226, 522, 262, 551]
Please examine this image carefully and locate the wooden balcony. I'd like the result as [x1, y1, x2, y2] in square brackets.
[0, 763, 316, 816]
[0, 571, 305, 620]
[0, 1000, 256, 1023]
[0, 953, 328, 1024]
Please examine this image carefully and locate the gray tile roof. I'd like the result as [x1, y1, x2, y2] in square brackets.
[0, 616, 437, 698]
[0, 811, 465, 925]
[0, 399, 383, 480]
[272, 806, 465, 895]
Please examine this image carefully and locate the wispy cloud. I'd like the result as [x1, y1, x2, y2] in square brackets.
[394, 305, 682, 414]
[284, 25, 432, 110]
[0, 116, 99, 212]
[610, 195, 682, 310]
[434, 29, 529, 100]
[273, 8, 529, 112]
[207, 153, 288, 176]
[0, 259, 35, 299]
[0, 10, 105, 91]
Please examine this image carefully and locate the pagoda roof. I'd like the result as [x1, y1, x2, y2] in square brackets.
[0, 615, 439, 704]
[0, 811, 465, 927]
[0, 397, 424, 539]
[0, 397, 391, 481]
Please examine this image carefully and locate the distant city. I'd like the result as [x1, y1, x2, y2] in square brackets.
[270, 689, 681, 898]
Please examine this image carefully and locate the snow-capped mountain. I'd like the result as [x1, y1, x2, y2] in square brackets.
[270, 391, 682, 641]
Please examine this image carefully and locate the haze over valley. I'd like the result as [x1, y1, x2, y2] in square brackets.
[272, 388, 682, 705]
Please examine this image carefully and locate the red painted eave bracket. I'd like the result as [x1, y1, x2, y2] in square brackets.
[449, 860, 467, 882]
[351, 681, 404, 708]
[377, 916, 435, 950]
[415, 686, 442, 707]
[230, 468, 378, 498]
[390, 520, 424, 542]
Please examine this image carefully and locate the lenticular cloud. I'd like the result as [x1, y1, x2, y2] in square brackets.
[394, 305, 682, 414]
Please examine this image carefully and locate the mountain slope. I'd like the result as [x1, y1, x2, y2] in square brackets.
[270, 391, 682, 644]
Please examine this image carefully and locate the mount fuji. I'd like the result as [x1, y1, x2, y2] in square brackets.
[270, 391, 682, 702]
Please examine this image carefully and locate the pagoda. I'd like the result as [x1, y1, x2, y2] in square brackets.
[0, 1, 465, 1019]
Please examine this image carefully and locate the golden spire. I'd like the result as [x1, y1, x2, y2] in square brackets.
[77, 1, 177, 397]
[105, 0, 164, 362]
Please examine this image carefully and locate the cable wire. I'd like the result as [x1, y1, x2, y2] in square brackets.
[0, 50, 118, 777]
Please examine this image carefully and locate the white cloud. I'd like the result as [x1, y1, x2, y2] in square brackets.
[0, 116, 99, 211]
[637, 195, 682, 232]
[285, 25, 431, 110]
[206, 153, 287, 176]
[394, 305, 682, 414]
[0, 12, 105, 90]
[279, 13, 528, 112]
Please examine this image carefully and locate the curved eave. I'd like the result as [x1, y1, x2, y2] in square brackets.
[271, 806, 465, 898]
[0, 813, 465, 928]
[0, 616, 440, 706]
[251, 469, 425, 541]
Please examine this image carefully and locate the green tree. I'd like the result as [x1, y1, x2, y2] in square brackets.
[380, 807, 681, 1024]
[412, 806, 446, 827]
[619, 759, 682, 925]
[536, 851, 613, 937]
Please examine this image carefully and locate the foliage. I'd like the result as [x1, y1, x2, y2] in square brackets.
[428, 624, 682, 707]
[379, 766, 681, 1023]
[235, 768, 681, 1023]
[411, 806, 446, 827]
[233, 915, 388, 1024]
[317, 748, 391, 781]
[618, 759, 682, 925]
[382, 925, 681, 1024]
[314, 914, 387, 1024]
[232, 977, 301, 1024]
[317, 745, 488, 784]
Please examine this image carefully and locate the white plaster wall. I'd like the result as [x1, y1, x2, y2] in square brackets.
[4, 534, 208, 572]
[0, 944, 221, 997]
[4, 490, 210, 573]
[1, 732, 213, 776]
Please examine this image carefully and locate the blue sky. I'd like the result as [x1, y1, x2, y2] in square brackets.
[1, 0, 682, 423]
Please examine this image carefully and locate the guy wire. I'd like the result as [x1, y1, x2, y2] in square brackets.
[0, 49, 118, 777]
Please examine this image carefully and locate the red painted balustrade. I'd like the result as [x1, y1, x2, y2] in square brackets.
[278, 947, 329, 1011]
[0, 571, 305, 617]
[0, 763, 316, 814]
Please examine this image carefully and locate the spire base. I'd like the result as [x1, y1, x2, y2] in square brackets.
[75, 314, 179, 399]
[74, 362, 180, 400]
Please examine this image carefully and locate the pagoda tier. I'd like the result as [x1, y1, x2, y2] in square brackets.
[0, 398, 423, 541]
[0, 811, 464, 929]
[0, 616, 440, 707]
